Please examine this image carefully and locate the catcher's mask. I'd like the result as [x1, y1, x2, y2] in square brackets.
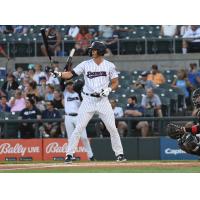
[88, 41, 106, 57]
[192, 88, 200, 108]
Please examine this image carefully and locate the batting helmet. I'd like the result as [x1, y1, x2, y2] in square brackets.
[88, 41, 107, 57]
[192, 88, 200, 108]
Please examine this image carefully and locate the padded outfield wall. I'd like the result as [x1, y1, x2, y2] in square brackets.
[0, 137, 198, 161]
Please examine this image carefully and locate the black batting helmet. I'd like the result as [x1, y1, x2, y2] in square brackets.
[192, 88, 200, 108]
[88, 41, 107, 57]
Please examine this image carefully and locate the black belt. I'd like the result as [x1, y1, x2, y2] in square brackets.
[82, 91, 101, 98]
[65, 113, 78, 116]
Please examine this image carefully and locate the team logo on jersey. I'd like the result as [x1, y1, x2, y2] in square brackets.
[86, 71, 107, 79]
[67, 97, 79, 101]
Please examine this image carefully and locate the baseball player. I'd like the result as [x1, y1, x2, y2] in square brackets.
[167, 88, 200, 156]
[53, 41, 126, 163]
[64, 80, 95, 161]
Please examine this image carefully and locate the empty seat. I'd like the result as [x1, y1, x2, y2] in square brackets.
[165, 89, 178, 114]
[3, 112, 20, 138]
[160, 95, 171, 116]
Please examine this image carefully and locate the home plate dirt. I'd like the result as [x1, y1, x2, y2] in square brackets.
[1, 161, 200, 171]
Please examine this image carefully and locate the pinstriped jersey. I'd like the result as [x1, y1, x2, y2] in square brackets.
[63, 90, 81, 113]
[73, 59, 118, 94]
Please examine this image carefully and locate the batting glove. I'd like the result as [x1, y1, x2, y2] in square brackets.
[51, 71, 62, 78]
[100, 87, 112, 97]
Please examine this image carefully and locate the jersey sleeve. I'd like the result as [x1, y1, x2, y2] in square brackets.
[73, 62, 85, 76]
[141, 96, 146, 107]
[118, 107, 124, 117]
[109, 63, 119, 79]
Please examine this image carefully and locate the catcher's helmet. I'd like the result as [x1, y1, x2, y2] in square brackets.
[88, 41, 106, 57]
[192, 88, 200, 108]
[73, 79, 84, 93]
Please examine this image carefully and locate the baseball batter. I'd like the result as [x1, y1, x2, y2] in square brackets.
[64, 80, 94, 160]
[53, 41, 126, 163]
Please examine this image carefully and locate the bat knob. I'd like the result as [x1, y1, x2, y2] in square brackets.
[45, 66, 54, 73]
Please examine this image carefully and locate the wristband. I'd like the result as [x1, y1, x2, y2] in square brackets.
[191, 125, 199, 134]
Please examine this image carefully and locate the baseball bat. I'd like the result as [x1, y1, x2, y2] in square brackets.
[64, 48, 75, 71]
[5, 58, 9, 72]
[60, 48, 76, 91]
[40, 28, 52, 65]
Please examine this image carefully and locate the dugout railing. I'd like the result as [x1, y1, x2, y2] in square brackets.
[0, 116, 196, 139]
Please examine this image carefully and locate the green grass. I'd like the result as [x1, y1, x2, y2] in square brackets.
[1, 160, 200, 173]
[1, 167, 200, 173]
[0, 160, 200, 173]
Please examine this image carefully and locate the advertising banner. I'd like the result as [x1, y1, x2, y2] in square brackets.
[0, 139, 42, 161]
[43, 138, 88, 161]
[160, 137, 199, 160]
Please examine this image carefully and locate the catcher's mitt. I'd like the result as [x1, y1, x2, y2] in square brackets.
[167, 123, 186, 139]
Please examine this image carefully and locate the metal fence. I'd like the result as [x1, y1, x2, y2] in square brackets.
[0, 37, 186, 58]
[0, 116, 196, 139]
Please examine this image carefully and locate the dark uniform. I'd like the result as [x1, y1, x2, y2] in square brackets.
[19, 106, 41, 138]
[168, 88, 200, 156]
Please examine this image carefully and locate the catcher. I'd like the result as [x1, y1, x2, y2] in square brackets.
[167, 88, 200, 156]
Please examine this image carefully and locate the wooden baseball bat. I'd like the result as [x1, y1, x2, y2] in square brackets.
[40, 28, 52, 65]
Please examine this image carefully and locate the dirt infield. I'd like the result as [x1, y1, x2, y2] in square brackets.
[1, 161, 200, 172]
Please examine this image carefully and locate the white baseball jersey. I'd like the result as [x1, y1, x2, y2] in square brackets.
[73, 59, 118, 94]
[46, 76, 59, 85]
[66, 58, 124, 158]
[63, 90, 80, 113]
[113, 106, 124, 118]
[64, 89, 93, 159]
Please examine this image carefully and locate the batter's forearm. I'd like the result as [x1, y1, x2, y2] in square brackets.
[110, 78, 119, 91]
[111, 83, 118, 91]
[60, 71, 73, 79]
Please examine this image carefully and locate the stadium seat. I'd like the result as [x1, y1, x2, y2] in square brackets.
[133, 88, 146, 95]
[147, 38, 174, 54]
[159, 95, 171, 116]
[118, 97, 128, 110]
[120, 39, 145, 54]
[153, 87, 166, 94]
[58, 109, 65, 118]
[174, 38, 182, 53]
[109, 92, 120, 101]
[119, 71, 132, 84]
[119, 70, 130, 76]
[3, 112, 20, 138]
[131, 70, 144, 82]
[115, 87, 130, 100]
[165, 89, 178, 113]
[170, 87, 185, 110]
[120, 79, 132, 89]
[157, 83, 171, 90]
[163, 70, 177, 81]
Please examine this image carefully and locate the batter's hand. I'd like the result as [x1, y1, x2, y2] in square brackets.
[45, 66, 54, 74]
[51, 71, 62, 78]
[100, 87, 112, 97]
